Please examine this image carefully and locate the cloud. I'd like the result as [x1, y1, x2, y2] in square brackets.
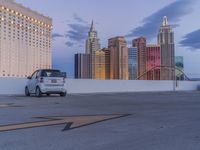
[66, 23, 90, 42]
[65, 15, 90, 47]
[65, 41, 74, 47]
[73, 14, 88, 24]
[126, 0, 197, 40]
[179, 29, 200, 50]
[52, 33, 64, 40]
[54, 15, 90, 48]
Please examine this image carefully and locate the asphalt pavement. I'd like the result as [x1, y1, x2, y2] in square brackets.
[0, 91, 200, 150]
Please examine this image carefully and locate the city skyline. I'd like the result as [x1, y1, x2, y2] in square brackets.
[75, 17, 175, 81]
[15, 0, 200, 78]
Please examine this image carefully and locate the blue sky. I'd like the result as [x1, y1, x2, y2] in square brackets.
[16, 0, 200, 78]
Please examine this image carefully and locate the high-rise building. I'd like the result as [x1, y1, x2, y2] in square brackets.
[94, 50, 106, 80]
[158, 16, 175, 80]
[74, 53, 91, 79]
[132, 37, 146, 80]
[175, 56, 184, 80]
[85, 21, 101, 78]
[85, 21, 101, 54]
[128, 47, 137, 80]
[108, 36, 128, 80]
[146, 45, 161, 80]
[102, 48, 110, 80]
[0, 0, 52, 77]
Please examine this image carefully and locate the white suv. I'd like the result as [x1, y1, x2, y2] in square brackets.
[25, 69, 67, 97]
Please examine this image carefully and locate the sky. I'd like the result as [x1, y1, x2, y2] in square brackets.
[16, 0, 200, 78]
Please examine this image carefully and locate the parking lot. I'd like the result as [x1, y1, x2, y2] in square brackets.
[0, 92, 200, 150]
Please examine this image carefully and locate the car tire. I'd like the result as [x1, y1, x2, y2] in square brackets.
[36, 87, 42, 97]
[60, 92, 66, 97]
[25, 87, 30, 96]
[46, 93, 50, 96]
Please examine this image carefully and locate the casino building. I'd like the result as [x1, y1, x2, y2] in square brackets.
[0, 0, 52, 77]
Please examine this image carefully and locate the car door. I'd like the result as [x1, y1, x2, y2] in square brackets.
[28, 71, 38, 93]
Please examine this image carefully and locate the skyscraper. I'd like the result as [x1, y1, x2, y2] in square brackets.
[175, 56, 184, 80]
[102, 48, 111, 80]
[85, 21, 100, 54]
[85, 21, 101, 78]
[158, 16, 175, 80]
[0, 0, 52, 77]
[132, 37, 146, 80]
[94, 50, 106, 80]
[146, 45, 161, 80]
[128, 47, 138, 80]
[108, 36, 128, 80]
[74, 53, 91, 79]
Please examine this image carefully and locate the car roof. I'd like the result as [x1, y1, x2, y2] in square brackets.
[39, 69, 61, 72]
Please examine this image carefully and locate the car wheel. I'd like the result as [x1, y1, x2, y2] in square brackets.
[36, 87, 42, 97]
[25, 87, 30, 96]
[60, 92, 66, 97]
[46, 93, 50, 96]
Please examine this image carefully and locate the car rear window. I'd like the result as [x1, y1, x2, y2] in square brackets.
[41, 70, 63, 77]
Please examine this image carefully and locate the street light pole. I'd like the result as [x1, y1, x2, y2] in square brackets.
[172, 66, 176, 92]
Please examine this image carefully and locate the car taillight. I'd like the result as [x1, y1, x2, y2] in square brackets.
[63, 78, 65, 83]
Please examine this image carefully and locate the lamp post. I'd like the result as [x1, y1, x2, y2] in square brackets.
[172, 66, 176, 92]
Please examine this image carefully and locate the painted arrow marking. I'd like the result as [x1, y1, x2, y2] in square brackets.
[0, 103, 23, 108]
[0, 114, 130, 132]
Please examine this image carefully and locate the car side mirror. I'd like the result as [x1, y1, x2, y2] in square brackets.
[27, 76, 31, 80]
[62, 72, 67, 78]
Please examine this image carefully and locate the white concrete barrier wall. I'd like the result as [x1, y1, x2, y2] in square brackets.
[66, 79, 173, 94]
[0, 78, 27, 95]
[176, 81, 200, 91]
[0, 78, 199, 95]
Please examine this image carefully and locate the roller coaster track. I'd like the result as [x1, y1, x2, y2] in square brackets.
[136, 65, 191, 81]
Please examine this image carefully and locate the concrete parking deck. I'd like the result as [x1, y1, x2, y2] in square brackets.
[0, 92, 200, 150]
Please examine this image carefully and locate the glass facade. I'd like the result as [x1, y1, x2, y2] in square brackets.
[175, 56, 184, 80]
[74, 53, 91, 79]
[128, 47, 137, 80]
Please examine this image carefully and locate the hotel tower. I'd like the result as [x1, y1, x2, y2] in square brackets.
[85, 21, 101, 78]
[158, 16, 175, 80]
[0, 0, 52, 77]
[132, 37, 147, 80]
[108, 36, 128, 80]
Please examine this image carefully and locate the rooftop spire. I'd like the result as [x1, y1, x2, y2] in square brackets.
[90, 20, 95, 31]
[162, 16, 169, 26]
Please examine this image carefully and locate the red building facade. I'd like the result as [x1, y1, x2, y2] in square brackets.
[146, 45, 161, 80]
